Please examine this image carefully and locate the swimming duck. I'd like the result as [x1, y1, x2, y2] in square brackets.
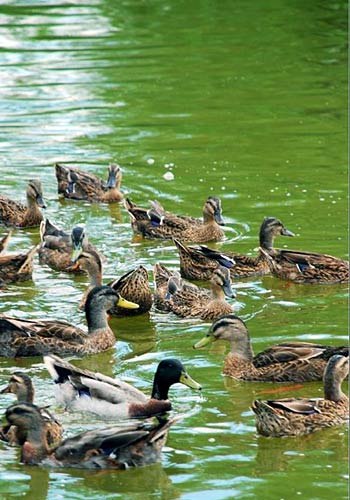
[193, 314, 349, 382]
[70, 249, 152, 315]
[5, 402, 182, 468]
[0, 372, 62, 447]
[154, 263, 235, 321]
[125, 196, 225, 243]
[55, 163, 123, 203]
[0, 179, 46, 228]
[173, 217, 295, 281]
[0, 285, 139, 357]
[44, 355, 201, 418]
[251, 354, 349, 437]
[0, 243, 37, 284]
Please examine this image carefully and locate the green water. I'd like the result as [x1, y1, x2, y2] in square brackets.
[0, 1, 348, 499]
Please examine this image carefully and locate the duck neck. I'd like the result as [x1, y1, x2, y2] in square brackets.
[151, 377, 170, 401]
[17, 386, 34, 404]
[210, 282, 225, 301]
[259, 229, 275, 251]
[324, 376, 346, 402]
[85, 300, 109, 332]
[229, 333, 254, 361]
[88, 267, 103, 288]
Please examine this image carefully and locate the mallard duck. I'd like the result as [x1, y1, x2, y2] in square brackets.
[251, 354, 349, 437]
[0, 180, 46, 228]
[38, 219, 101, 274]
[5, 401, 182, 468]
[0, 244, 37, 284]
[0, 232, 11, 254]
[193, 314, 349, 382]
[44, 355, 201, 418]
[70, 249, 152, 315]
[154, 263, 235, 321]
[125, 196, 225, 243]
[0, 372, 62, 447]
[0, 285, 139, 357]
[55, 163, 123, 203]
[174, 217, 295, 280]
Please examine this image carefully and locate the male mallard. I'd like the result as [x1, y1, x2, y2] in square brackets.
[251, 354, 349, 437]
[0, 372, 62, 447]
[0, 285, 138, 357]
[125, 196, 225, 243]
[5, 402, 182, 468]
[174, 217, 295, 280]
[55, 163, 123, 203]
[70, 249, 152, 315]
[0, 243, 37, 284]
[0, 180, 46, 228]
[44, 355, 201, 418]
[154, 263, 235, 321]
[38, 219, 101, 274]
[193, 314, 348, 382]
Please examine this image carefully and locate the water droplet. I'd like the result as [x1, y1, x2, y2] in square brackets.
[147, 158, 155, 165]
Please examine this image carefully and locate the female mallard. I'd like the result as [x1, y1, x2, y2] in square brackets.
[193, 314, 348, 382]
[0, 285, 139, 357]
[38, 219, 101, 274]
[174, 217, 295, 280]
[44, 355, 201, 418]
[154, 263, 235, 321]
[251, 354, 349, 437]
[55, 163, 123, 203]
[0, 372, 62, 447]
[5, 401, 182, 468]
[0, 179, 46, 228]
[125, 196, 225, 243]
[0, 242, 37, 284]
[70, 249, 153, 315]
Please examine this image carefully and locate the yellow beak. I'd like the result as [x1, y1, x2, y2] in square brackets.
[193, 334, 215, 349]
[117, 295, 140, 309]
[179, 370, 202, 390]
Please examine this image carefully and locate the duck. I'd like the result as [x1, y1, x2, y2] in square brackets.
[55, 163, 123, 203]
[38, 219, 102, 274]
[70, 249, 153, 315]
[0, 242, 37, 284]
[125, 196, 225, 243]
[0, 179, 46, 228]
[193, 314, 349, 382]
[44, 355, 202, 418]
[0, 372, 62, 447]
[154, 263, 235, 321]
[173, 217, 295, 281]
[0, 232, 11, 254]
[251, 354, 349, 437]
[5, 402, 183, 468]
[0, 285, 139, 357]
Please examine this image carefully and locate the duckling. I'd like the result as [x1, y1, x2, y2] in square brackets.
[125, 196, 225, 243]
[174, 217, 295, 281]
[0, 285, 139, 357]
[251, 355, 349, 437]
[0, 372, 62, 447]
[55, 163, 123, 203]
[193, 314, 349, 382]
[70, 250, 152, 315]
[44, 355, 201, 418]
[0, 179, 46, 228]
[154, 263, 235, 321]
[5, 402, 182, 468]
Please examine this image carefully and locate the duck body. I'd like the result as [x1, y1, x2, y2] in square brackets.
[125, 197, 225, 243]
[0, 180, 46, 228]
[0, 244, 37, 284]
[55, 163, 123, 203]
[194, 314, 349, 382]
[252, 355, 349, 436]
[5, 402, 180, 469]
[44, 355, 201, 419]
[0, 286, 139, 357]
[174, 217, 295, 280]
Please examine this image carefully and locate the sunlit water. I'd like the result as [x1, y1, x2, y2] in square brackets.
[0, 1, 348, 499]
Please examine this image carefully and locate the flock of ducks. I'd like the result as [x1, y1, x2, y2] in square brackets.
[0, 162, 348, 469]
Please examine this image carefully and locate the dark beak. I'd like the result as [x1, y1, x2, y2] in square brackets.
[106, 170, 116, 189]
[281, 228, 295, 237]
[36, 195, 47, 209]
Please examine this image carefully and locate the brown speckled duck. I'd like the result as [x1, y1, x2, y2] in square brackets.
[125, 196, 225, 243]
[251, 355, 349, 437]
[193, 314, 349, 382]
[55, 163, 123, 203]
[0, 372, 62, 447]
[0, 242, 37, 284]
[44, 355, 201, 418]
[154, 263, 235, 321]
[0, 180, 46, 228]
[0, 285, 139, 357]
[174, 217, 295, 280]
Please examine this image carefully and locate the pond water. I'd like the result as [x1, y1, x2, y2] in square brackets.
[0, 1, 348, 499]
